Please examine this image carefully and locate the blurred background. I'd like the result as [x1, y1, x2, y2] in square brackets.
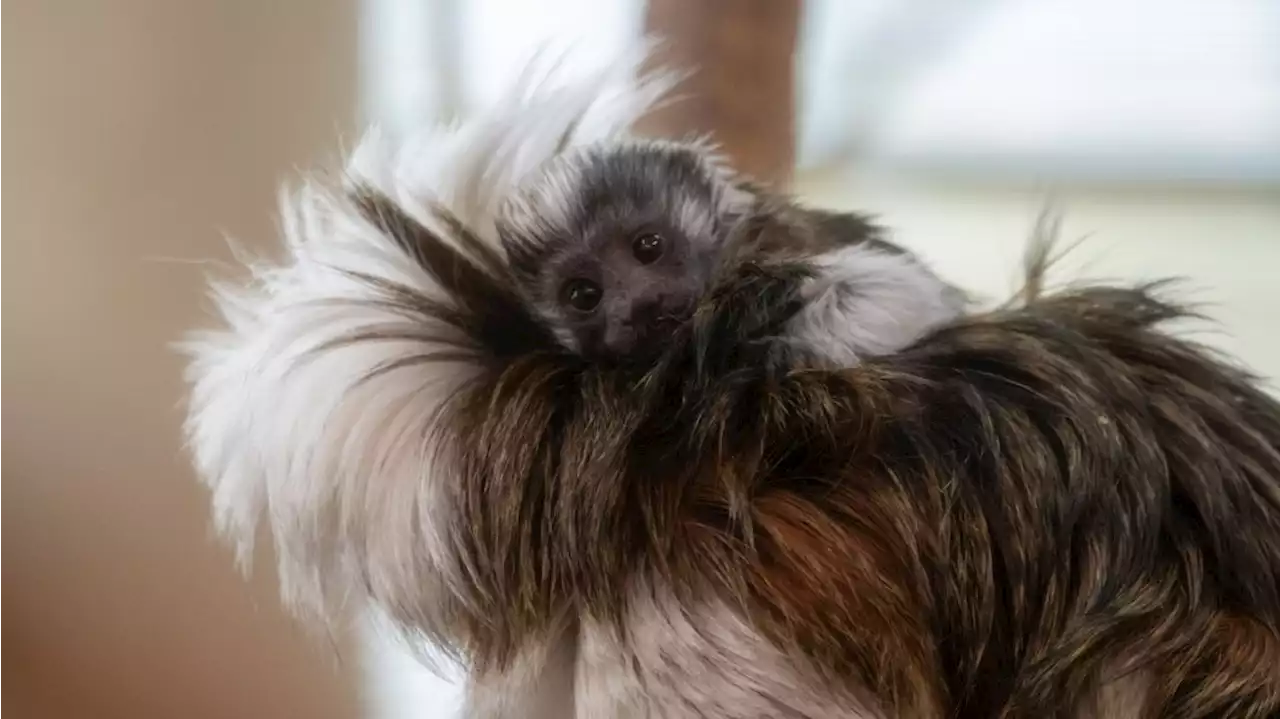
[4, 1, 1278, 717]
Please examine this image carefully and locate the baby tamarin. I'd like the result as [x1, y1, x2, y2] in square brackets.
[497, 140, 966, 366]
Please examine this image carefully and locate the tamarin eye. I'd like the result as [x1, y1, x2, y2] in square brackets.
[561, 278, 602, 312]
[631, 232, 664, 265]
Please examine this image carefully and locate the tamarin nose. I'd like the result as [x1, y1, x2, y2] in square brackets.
[628, 298, 665, 328]
[603, 323, 638, 355]
[603, 299, 661, 356]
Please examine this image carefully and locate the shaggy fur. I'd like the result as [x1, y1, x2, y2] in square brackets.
[183, 51, 1280, 717]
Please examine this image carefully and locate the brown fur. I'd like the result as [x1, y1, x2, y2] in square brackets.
[347, 186, 1280, 717]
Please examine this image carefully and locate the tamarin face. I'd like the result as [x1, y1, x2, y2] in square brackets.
[498, 141, 752, 361]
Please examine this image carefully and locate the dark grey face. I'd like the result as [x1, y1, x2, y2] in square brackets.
[500, 142, 748, 360]
[546, 216, 712, 358]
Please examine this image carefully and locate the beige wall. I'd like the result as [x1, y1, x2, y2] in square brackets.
[3, 2, 363, 717]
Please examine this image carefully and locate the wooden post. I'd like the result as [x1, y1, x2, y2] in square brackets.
[637, 0, 803, 188]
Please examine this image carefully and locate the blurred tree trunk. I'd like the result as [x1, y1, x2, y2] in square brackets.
[638, 0, 802, 188]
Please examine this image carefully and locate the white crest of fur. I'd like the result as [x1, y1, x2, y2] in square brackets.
[181, 46, 679, 632]
[785, 244, 967, 367]
[349, 44, 680, 247]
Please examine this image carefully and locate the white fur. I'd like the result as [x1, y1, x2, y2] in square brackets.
[464, 633, 579, 719]
[349, 46, 681, 243]
[182, 47, 678, 640]
[786, 244, 966, 367]
[576, 587, 883, 718]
